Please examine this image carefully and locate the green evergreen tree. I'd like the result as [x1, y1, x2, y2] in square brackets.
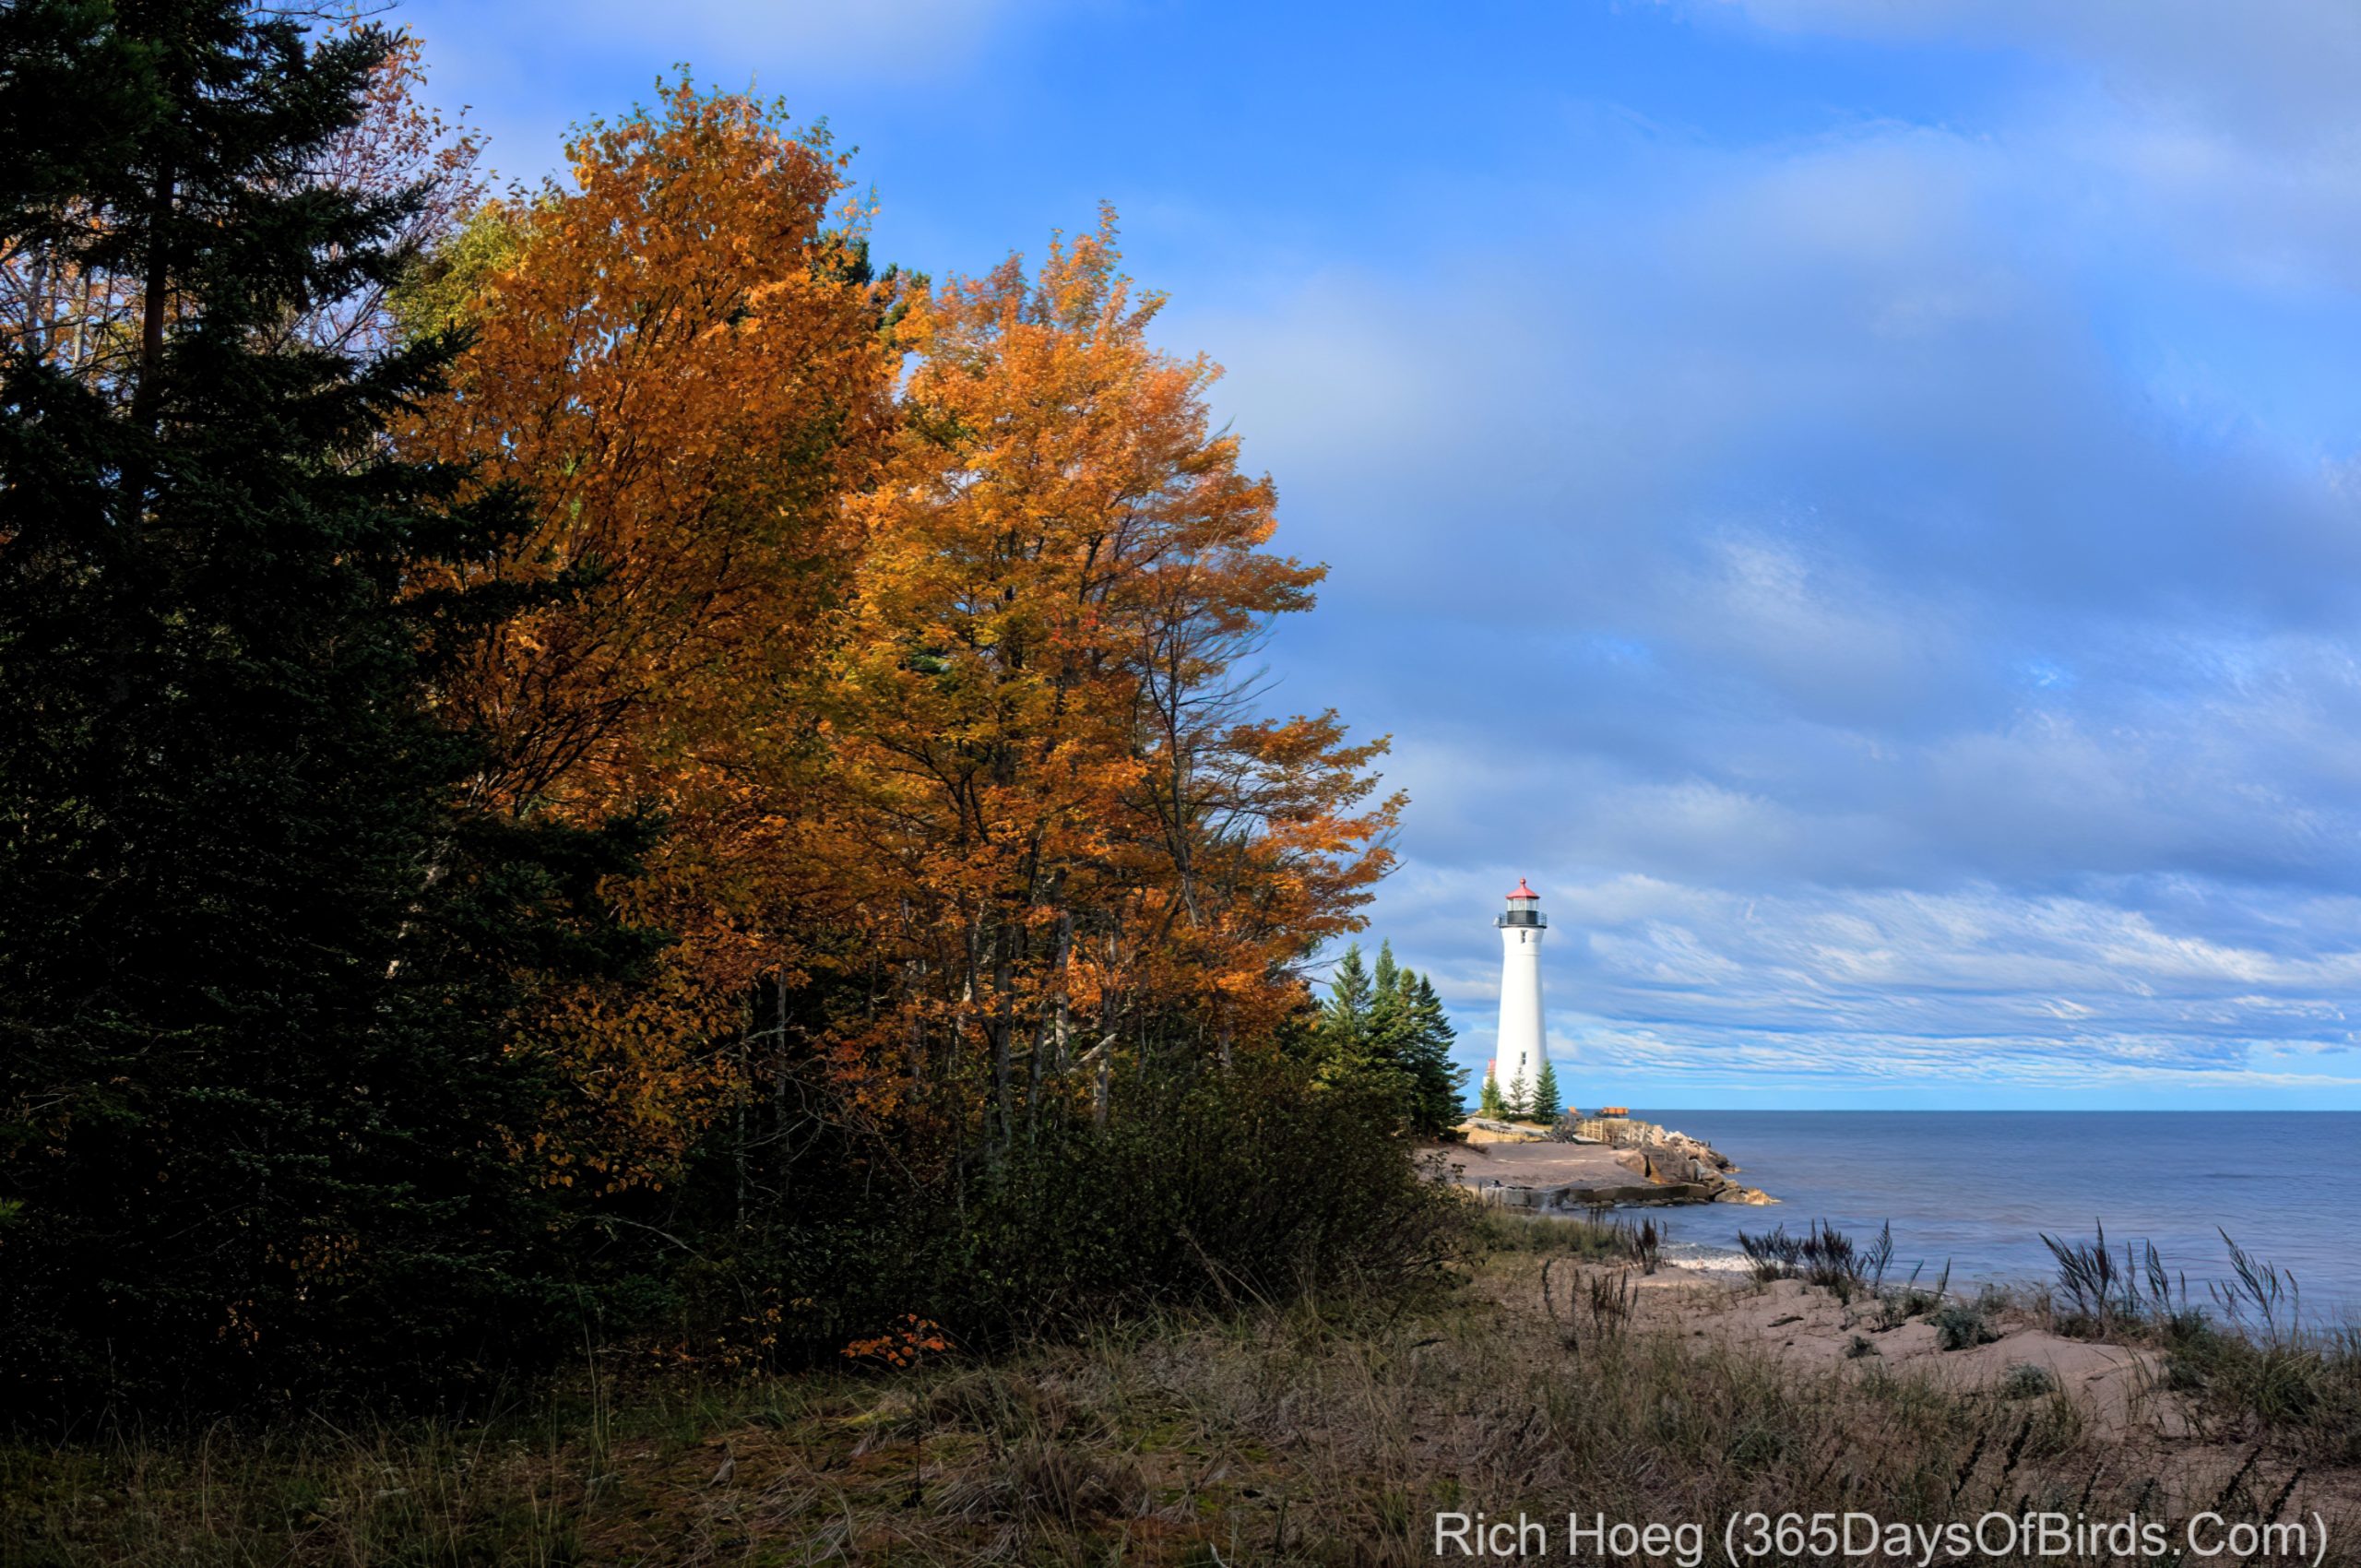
[1478, 1063, 1507, 1118]
[1318, 943, 1466, 1135]
[1318, 942, 1412, 1110]
[1530, 1056, 1562, 1121]
[0, 0, 650, 1414]
[1395, 969, 1468, 1135]
[1319, 943, 1373, 1066]
[1362, 940, 1412, 1085]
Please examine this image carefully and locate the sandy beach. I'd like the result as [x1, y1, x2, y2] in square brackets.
[1596, 1265, 2169, 1431]
[1446, 1138, 1651, 1189]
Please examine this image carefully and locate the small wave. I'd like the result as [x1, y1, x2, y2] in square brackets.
[1661, 1241, 1754, 1276]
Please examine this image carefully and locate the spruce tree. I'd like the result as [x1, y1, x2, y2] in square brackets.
[1320, 944, 1465, 1134]
[1322, 944, 1373, 1040]
[1317, 943, 1374, 1085]
[1396, 968, 1468, 1135]
[1359, 941, 1414, 1101]
[0, 0, 647, 1413]
[1531, 1057, 1562, 1121]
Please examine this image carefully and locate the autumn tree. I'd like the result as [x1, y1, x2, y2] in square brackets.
[0, 15, 1448, 1395]
[816, 213, 1396, 1159]
[397, 81, 896, 1192]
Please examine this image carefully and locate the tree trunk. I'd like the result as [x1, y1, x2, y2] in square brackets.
[1027, 908, 1072, 1132]
[989, 921, 1017, 1157]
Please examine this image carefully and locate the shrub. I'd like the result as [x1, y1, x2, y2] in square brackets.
[942, 1063, 1463, 1331]
[1737, 1220, 1883, 1302]
[1933, 1300, 1999, 1351]
[1872, 1261, 1951, 1332]
[1999, 1362, 2056, 1398]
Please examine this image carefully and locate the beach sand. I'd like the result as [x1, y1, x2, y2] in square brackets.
[1443, 1139, 1651, 1189]
[1619, 1270, 2171, 1431]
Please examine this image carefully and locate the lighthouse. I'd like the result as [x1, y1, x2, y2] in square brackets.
[1494, 878, 1548, 1105]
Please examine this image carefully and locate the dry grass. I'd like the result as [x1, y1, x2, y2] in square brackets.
[6, 1222, 2355, 1565]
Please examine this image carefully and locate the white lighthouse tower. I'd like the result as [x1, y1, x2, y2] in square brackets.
[1494, 878, 1548, 1104]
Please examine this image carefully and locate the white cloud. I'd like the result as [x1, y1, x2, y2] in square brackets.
[396, 0, 1034, 182]
[463, 0, 1016, 77]
[1711, 0, 2361, 291]
[1713, 0, 2361, 148]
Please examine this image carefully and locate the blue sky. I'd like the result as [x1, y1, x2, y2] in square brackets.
[396, 0, 2361, 1108]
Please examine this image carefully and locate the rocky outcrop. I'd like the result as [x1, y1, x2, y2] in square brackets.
[1549, 1112, 1776, 1206]
[1448, 1114, 1776, 1208]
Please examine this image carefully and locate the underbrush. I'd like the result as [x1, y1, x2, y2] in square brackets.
[1474, 1206, 1663, 1271]
[643, 1058, 1472, 1372]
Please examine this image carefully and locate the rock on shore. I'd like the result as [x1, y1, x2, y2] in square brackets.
[1445, 1114, 1776, 1208]
[1558, 1113, 1774, 1203]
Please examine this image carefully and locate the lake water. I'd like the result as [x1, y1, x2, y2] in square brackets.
[1621, 1111, 2361, 1324]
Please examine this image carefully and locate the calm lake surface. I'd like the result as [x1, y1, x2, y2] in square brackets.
[1626, 1111, 2361, 1322]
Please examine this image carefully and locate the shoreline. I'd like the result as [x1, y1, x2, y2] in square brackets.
[1557, 1109, 2361, 1324]
[1482, 1208, 2359, 1489]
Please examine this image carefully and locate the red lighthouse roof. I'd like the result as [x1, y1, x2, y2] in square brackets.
[1506, 878, 1539, 901]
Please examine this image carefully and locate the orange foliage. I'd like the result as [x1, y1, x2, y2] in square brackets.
[811, 210, 1398, 1148]
[399, 83, 895, 1186]
[841, 1314, 952, 1368]
[409, 90, 1394, 1182]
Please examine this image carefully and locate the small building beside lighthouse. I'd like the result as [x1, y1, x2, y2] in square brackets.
[1492, 878, 1548, 1105]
